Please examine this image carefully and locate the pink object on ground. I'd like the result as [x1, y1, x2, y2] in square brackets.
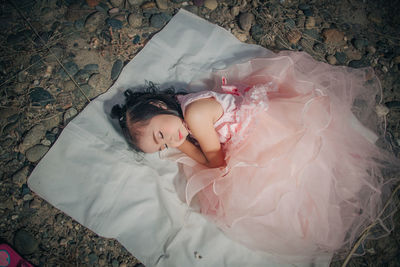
[0, 244, 34, 267]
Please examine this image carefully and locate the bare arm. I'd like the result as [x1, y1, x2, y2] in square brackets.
[177, 98, 225, 168]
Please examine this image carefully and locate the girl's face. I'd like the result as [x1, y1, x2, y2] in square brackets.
[133, 114, 189, 153]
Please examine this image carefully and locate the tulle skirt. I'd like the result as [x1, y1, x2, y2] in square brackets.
[170, 52, 399, 263]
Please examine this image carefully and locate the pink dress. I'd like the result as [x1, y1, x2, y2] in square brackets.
[170, 52, 398, 263]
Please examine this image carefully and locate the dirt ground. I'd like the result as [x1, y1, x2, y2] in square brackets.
[0, 0, 399, 266]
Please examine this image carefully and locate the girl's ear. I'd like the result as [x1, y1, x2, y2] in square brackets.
[149, 101, 167, 109]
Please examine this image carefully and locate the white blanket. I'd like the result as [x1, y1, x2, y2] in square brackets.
[28, 10, 331, 267]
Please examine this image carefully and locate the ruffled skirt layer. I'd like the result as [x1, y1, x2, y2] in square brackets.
[172, 52, 399, 263]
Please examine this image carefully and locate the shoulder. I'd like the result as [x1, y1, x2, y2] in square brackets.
[184, 96, 223, 124]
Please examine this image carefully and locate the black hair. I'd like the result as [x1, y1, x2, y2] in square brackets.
[111, 84, 185, 152]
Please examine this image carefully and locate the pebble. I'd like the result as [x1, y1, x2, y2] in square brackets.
[84, 64, 99, 72]
[250, 24, 263, 42]
[344, 47, 362, 61]
[41, 139, 52, 146]
[327, 55, 337, 65]
[0, 199, 14, 210]
[14, 229, 39, 255]
[111, 60, 123, 81]
[88, 74, 112, 98]
[29, 198, 42, 209]
[348, 59, 368, 68]
[59, 61, 79, 80]
[353, 38, 368, 50]
[42, 115, 61, 131]
[156, 0, 168, 9]
[287, 29, 301, 44]
[74, 19, 85, 31]
[284, 18, 296, 29]
[23, 194, 33, 201]
[29, 87, 55, 107]
[19, 124, 46, 153]
[74, 69, 92, 85]
[313, 43, 325, 54]
[107, 18, 123, 30]
[150, 13, 171, 28]
[26, 145, 49, 162]
[204, 0, 218, 10]
[64, 108, 78, 125]
[367, 45, 376, 55]
[12, 166, 30, 185]
[111, 259, 120, 267]
[85, 12, 106, 33]
[239, 12, 255, 32]
[334, 52, 347, 64]
[128, 13, 143, 28]
[305, 16, 315, 30]
[88, 253, 98, 264]
[127, 0, 145, 5]
[230, 6, 240, 17]
[132, 35, 140, 44]
[110, 0, 124, 7]
[322, 28, 345, 45]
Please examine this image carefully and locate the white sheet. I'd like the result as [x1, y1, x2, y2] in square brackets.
[28, 10, 331, 267]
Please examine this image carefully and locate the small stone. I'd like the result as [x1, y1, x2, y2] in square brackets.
[305, 16, 315, 30]
[84, 64, 99, 72]
[64, 108, 78, 125]
[85, 12, 106, 33]
[287, 29, 301, 44]
[156, 0, 168, 9]
[250, 24, 263, 42]
[352, 39, 368, 50]
[26, 145, 49, 162]
[58, 61, 79, 80]
[348, 59, 368, 68]
[128, 13, 142, 28]
[230, 6, 240, 17]
[132, 35, 140, 44]
[366, 45, 376, 55]
[334, 52, 347, 64]
[41, 139, 51, 146]
[344, 47, 362, 61]
[29, 87, 55, 106]
[74, 19, 85, 30]
[42, 115, 61, 131]
[127, 0, 145, 5]
[111, 60, 123, 81]
[23, 194, 33, 201]
[74, 69, 92, 85]
[110, 0, 124, 7]
[141, 1, 156, 9]
[14, 230, 39, 255]
[322, 28, 345, 45]
[313, 43, 325, 54]
[106, 18, 123, 30]
[111, 259, 120, 267]
[150, 13, 171, 28]
[239, 12, 255, 32]
[19, 124, 46, 153]
[327, 55, 337, 65]
[59, 238, 68, 246]
[300, 38, 314, 53]
[88, 253, 98, 265]
[12, 166, 29, 185]
[29, 198, 42, 209]
[232, 30, 247, 42]
[0, 199, 14, 210]
[183, 5, 198, 14]
[108, 7, 120, 14]
[284, 18, 296, 29]
[204, 0, 217, 10]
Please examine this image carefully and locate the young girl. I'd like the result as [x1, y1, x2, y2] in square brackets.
[111, 52, 398, 263]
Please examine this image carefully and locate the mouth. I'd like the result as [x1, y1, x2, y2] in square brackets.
[178, 130, 183, 140]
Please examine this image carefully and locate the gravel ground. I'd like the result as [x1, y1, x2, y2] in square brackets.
[0, 0, 399, 266]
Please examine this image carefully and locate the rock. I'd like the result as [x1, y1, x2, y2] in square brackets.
[250, 24, 264, 42]
[232, 30, 247, 42]
[12, 166, 30, 185]
[327, 55, 337, 65]
[85, 12, 106, 33]
[106, 18, 123, 30]
[19, 124, 46, 153]
[183, 5, 198, 14]
[42, 115, 61, 131]
[29, 198, 42, 209]
[348, 59, 368, 68]
[141, 2, 156, 9]
[284, 18, 296, 29]
[353, 38, 368, 50]
[132, 35, 140, 44]
[0, 199, 14, 210]
[74, 69, 92, 85]
[29, 87, 55, 107]
[230, 6, 240, 17]
[111, 60, 123, 81]
[239, 12, 255, 32]
[110, 0, 124, 7]
[64, 108, 78, 125]
[305, 16, 315, 30]
[287, 29, 301, 44]
[128, 13, 142, 28]
[150, 13, 171, 28]
[298, 3, 312, 16]
[204, 0, 218, 10]
[300, 38, 314, 53]
[58, 61, 79, 80]
[344, 47, 362, 61]
[322, 28, 345, 45]
[393, 56, 400, 64]
[111, 259, 120, 267]
[88, 74, 112, 98]
[156, 0, 168, 9]
[74, 19, 85, 30]
[127, 0, 145, 5]
[26, 145, 49, 162]
[313, 43, 325, 54]
[108, 7, 120, 14]
[14, 230, 39, 255]
[23, 194, 33, 201]
[88, 253, 98, 265]
[46, 46, 65, 63]
[41, 139, 51, 146]
[334, 52, 347, 64]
